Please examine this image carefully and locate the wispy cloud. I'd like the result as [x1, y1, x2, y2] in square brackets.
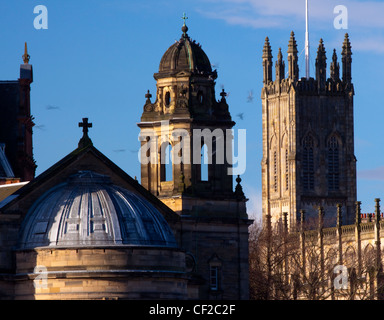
[199, 0, 384, 28]
[353, 36, 384, 54]
[358, 166, 384, 181]
[197, 0, 384, 52]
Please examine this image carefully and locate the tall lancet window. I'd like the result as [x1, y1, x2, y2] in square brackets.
[328, 136, 340, 190]
[160, 142, 173, 182]
[302, 135, 314, 190]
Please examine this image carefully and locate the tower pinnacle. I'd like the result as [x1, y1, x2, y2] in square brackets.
[330, 49, 340, 81]
[341, 33, 352, 84]
[22, 42, 30, 64]
[316, 38, 327, 90]
[287, 31, 299, 81]
[262, 37, 273, 84]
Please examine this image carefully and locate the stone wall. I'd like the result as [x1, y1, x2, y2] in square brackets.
[12, 246, 190, 300]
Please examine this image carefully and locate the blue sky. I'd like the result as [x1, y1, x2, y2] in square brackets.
[1, 0, 383, 219]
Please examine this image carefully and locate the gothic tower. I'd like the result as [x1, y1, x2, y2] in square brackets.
[261, 33, 356, 230]
[138, 19, 250, 299]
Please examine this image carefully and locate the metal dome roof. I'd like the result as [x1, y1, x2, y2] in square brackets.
[157, 25, 213, 77]
[19, 171, 178, 249]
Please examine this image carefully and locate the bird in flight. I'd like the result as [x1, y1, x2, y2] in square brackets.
[211, 62, 219, 69]
[247, 90, 254, 103]
[34, 124, 46, 130]
[46, 104, 60, 110]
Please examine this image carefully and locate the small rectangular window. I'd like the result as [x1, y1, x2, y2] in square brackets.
[210, 266, 219, 291]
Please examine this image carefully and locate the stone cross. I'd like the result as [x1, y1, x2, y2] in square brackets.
[79, 118, 92, 135]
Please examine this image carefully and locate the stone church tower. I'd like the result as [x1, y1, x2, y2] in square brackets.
[138, 20, 250, 299]
[261, 32, 357, 230]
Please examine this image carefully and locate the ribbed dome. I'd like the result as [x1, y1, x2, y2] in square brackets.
[157, 26, 213, 76]
[19, 171, 177, 249]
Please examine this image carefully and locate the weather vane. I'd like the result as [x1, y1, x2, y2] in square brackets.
[182, 12, 188, 26]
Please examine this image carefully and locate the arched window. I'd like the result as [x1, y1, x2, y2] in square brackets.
[302, 135, 314, 190]
[164, 91, 171, 107]
[201, 144, 209, 181]
[328, 136, 339, 191]
[160, 142, 172, 182]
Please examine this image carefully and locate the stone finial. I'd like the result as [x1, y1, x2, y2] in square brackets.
[22, 42, 30, 64]
[316, 39, 326, 66]
[220, 88, 227, 101]
[342, 33, 352, 56]
[317, 39, 326, 55]
[262, 37, 272, 59]
[235, 175, 245, 200]
[288, 31, 298, 55]
[145, 90, 152, 103]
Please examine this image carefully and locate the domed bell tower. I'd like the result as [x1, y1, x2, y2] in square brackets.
[138, 17, 250, 299]
[138, 19, 245, 217]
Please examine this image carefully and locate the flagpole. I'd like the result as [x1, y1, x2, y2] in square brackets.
[305, 0, 310, 80]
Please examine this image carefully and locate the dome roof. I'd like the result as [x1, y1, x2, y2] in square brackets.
[157, 25, 213, 77]
[19, 171, 177, 249]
